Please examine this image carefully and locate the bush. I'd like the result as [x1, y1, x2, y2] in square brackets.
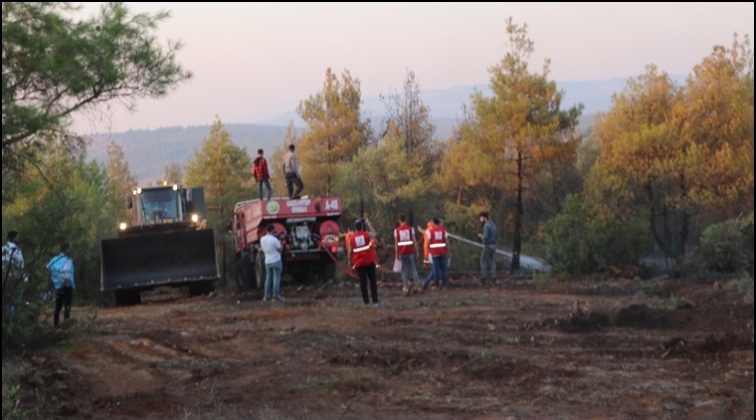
[1, 278, 62, 354]
[537, 195, 647, 277]
[2, 384, 26, 420]
[691, 212, 754, 275]
[737, 271, 754, 296]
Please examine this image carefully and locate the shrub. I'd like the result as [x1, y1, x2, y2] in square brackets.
[736, 271, 754, 296]
[2, 275, 64, 354]
[691, 211, 754, 275]
[2, 384, 26, 420]
[538, 195, 647, 277]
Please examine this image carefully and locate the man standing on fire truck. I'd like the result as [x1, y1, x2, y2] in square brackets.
[348, 217, 381, 307]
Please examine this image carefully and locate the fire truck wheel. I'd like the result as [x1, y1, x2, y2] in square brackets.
[321, 260, 337, 282]
[234, 260, 253, 291]
[255, 251, 266, 289]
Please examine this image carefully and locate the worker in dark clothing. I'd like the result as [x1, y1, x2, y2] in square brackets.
[478, 212, 498, 285]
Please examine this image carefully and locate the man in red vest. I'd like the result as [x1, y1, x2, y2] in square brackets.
[423, 217, 450, 289]
[394, 215, 421, 295]
[348, 218, 381, 307]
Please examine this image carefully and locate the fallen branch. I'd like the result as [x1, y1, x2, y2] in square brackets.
[339, 398, 356, 420]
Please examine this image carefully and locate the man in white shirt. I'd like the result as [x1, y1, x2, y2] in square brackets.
[3, 230, 29, 315]
[260, 224, 284, 301]
[2, 231, 27, 283]
[3, 230, 28, 281]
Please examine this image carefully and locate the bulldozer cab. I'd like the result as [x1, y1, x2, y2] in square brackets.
[130, 186, 184, 225]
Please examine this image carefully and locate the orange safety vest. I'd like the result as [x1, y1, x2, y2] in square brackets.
[422, 222, 432, 261]
[344, 231, 353, 252]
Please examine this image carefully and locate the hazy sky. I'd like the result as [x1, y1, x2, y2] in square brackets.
[73, 2, 754, 134]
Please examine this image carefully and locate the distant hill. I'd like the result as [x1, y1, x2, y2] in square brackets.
[86, 124, 289, 183]
[258, 78, 639, 126]
[84, 77, 669, 183]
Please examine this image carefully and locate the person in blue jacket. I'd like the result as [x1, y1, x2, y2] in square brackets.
[47, 243, 75, 328]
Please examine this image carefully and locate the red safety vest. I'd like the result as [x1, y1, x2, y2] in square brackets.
[394, 225, 415, 256]
[428, 226, 448, 257]
[350, 231, 377, 268]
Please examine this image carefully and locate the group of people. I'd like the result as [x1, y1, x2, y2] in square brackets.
[393, 212, 498, 294]
[251, 136, 501, 304]
[395, 216, 451, 293]
[253, 145, 304, 200]
[251, 144, 498, 303]
[338, 211, 499, 307]
[259, 213, 384, 306]
[2, 231, 75, 328]
[4, 211, 497, 318]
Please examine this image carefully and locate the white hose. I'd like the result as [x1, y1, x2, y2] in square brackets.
[445, 232, 551, 272]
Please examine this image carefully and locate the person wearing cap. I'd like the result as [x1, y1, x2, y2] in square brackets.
[478, 212, 498, 286]
[253, 148, 273, 200]
[394, 215, 421, 295]
[47, 243, 75, 328]
[348, 217, 381, 307]
[423, 218, 450, 289]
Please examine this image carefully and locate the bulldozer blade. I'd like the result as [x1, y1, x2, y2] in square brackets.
[101, 229, 219, 291]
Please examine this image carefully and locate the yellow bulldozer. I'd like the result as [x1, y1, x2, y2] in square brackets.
[100, 184, 219, 305]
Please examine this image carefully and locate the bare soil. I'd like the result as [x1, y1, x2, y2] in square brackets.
[10, 275, 755, 420]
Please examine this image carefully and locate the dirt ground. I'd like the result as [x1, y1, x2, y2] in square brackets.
[8, 273, 755, 420]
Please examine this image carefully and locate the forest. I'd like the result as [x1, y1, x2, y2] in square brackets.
[2, 4, 753, 350]
[2, 4, 754, 419]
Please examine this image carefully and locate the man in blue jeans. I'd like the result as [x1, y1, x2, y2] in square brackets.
[394, 215, 421, 294]
[260, 224, 283, 301]
[422, 256, 437, 289]
[47, 243, 75, 328]
[283, 144, 304, 199]
[423, 218, 450, 289]
[253, 149, 272, 200]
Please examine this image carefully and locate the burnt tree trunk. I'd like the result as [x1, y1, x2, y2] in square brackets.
[512, 150, 523, 271]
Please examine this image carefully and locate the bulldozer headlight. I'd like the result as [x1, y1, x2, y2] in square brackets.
[118, 222, 128, 230]
[172, 184, 180, 191]
[191, 213, 199, 223]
